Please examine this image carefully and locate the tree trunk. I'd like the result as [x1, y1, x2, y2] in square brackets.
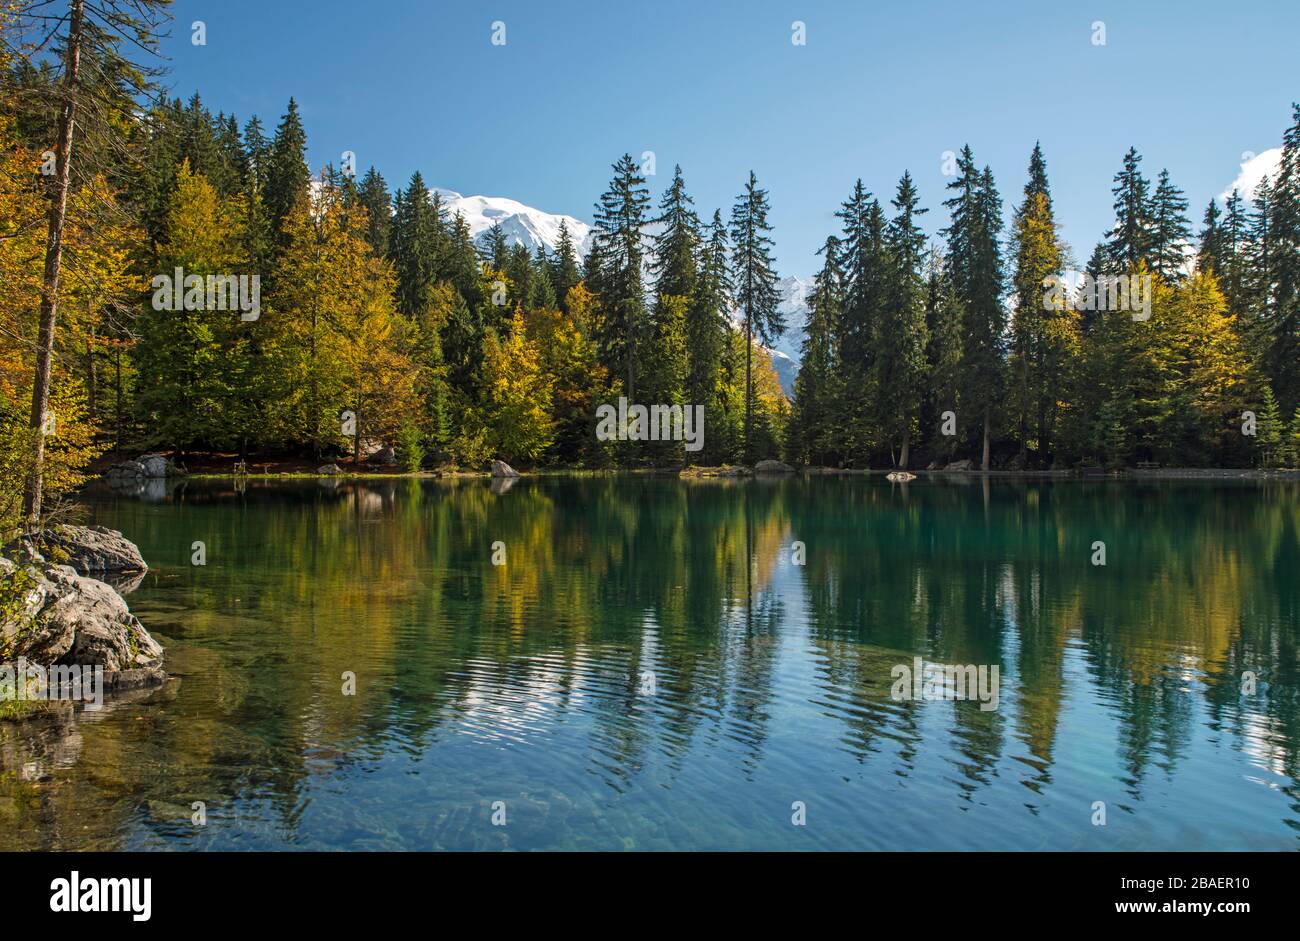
[24, 0, 85, 529]
[1038, 398, 1050, 468]
[981, 408, 991, 471]
[744, 314, 752, 462]
[85, 327, 97, 423]
[114, 345, 123, 453]
[899, 426, 910, 470]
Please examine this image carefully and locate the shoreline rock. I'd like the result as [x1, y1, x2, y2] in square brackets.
[680, 465, 753, 478]
[35, 525, 148, 576]
[754, 460, 795, 474]
[105, 452, 180, 482]
[1, 539, 166, 720]
[491, 460, 521, 478]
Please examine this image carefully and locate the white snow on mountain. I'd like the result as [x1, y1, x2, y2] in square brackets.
[431, 187, 594, 257]
[429, 187, 812, 393]
[722, 275, 811, 396]
[771, 275, 812, 365]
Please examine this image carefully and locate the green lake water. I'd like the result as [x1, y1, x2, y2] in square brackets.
[3, 474, 1298, 850]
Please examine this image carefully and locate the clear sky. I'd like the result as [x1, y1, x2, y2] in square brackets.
[160, 0, 1299, 276]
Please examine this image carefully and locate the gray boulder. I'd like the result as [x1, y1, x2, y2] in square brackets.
[944, 459, 975, 472]
[105, 459, 147, 481]
[886, 471, 917, 482]
[137, 453, 171, 478]
[754, 459, 795, 474]
[316, 464, 343, 476]
[1, 552, 165, 677]
[38, 525, 147, 576]
[104, 453, 177, 482]
[491, 460, 520, 478]
[371, 446, 397, 466]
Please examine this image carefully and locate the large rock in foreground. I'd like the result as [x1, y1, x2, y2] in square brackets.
[37, 525, 148, 576]
[1, 549, 165, 696]
[491, 460, 520, 478]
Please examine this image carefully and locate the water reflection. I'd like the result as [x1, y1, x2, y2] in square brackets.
[2, 476, 1298, 850]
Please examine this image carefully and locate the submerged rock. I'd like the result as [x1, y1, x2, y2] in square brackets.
[886, 471, 917, 482]
[491, 460, 520, 478]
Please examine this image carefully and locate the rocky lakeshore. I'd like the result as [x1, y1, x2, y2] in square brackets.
[1, 526, 165, 720]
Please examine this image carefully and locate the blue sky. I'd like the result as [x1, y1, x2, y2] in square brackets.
[162, 0, 1299, 276]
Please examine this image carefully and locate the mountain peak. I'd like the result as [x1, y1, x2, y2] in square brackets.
[431, 188, 593, 257]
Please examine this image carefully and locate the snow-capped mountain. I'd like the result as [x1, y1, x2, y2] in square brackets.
[771, 275, 812, 365]
[431, 187, 593, 257]
[428, 186, 812, 395]
[729, 276, 810, 397]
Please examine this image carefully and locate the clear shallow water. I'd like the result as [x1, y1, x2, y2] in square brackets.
[2, 475, 1298, 851]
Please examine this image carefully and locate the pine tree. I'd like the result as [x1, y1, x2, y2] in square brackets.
[484, 221, 508, 273]
[1080, 241, 1109, 333]
[836, 179, 888, 462]
[640, 293, 689, 464]
[944, 148, 1006, 469]
[729, 171, 783, 462]
[242, 115, 271, 196]
[549, 220, 581, 311]
[1151, 168, 1192, 281]
[505, 242, 534, 313]
[923, 250, 963, 463]
[1285, 406, 1300, 467]
[1197, 199, 1223, 275]
[1009, 143, 1068, 464]
[1107, 147, 1154, 271]
[1221, 189, 1250, 317]
[529, 246, 557, 310]
[689, 210, 731, 463]
[389, 172, 443, 319]
[876, 171, 929, 468]
[1255, 384, 1284, 467]
[1266, 103, 1300, 415]
[651, 165, 700, 301]
[444, 212, 483, 309]
[790, 236, 843, 465]
[644, 165, 700, 441]
[591, 154, 651, 401]
[412, 282, 458, 456]
[356, 166, 392, 258]
[264, 98, 310, 245]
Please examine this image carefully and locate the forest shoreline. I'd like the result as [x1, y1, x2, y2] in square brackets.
[94, 465, 1300, 483]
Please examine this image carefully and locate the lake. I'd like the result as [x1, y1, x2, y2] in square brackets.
[3, 474, 1297, 850]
